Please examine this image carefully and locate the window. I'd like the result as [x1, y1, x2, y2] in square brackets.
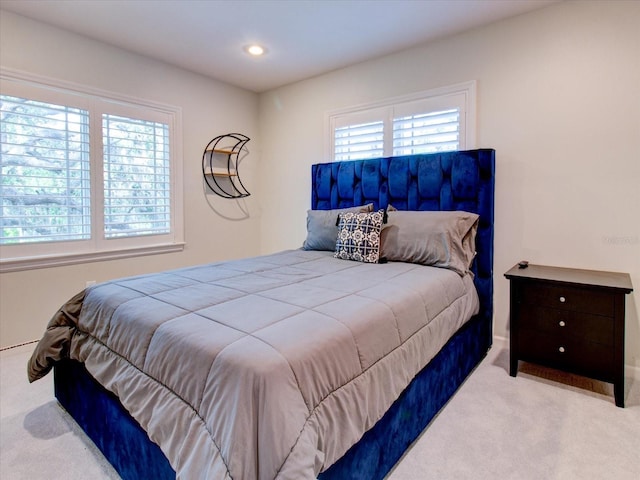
[328, 81, 476, 161]
[393, 108, 460, 155]
[102, 114, 171, 239]
[0, 70, 183, 272]
[1, 96, 91, 244]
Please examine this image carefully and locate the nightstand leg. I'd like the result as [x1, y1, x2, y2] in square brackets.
[509, 356, 517, 377]
[614, 381, 624, 408]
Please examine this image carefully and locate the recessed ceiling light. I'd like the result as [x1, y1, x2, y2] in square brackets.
[244, 44, 267, 56]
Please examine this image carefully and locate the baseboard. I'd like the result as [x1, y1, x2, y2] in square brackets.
[628, 364, 640, 381]
[0, 339, 38, 352]
[492, 335, 508, 346]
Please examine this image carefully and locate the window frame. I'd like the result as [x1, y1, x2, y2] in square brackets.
[0, 68, 184, 273]
[325, 80, 476, 160]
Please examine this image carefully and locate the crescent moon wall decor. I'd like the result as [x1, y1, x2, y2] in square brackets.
[202, 133, 251, 198]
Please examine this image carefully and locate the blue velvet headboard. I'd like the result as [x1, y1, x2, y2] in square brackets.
[311, 149, 495, 326]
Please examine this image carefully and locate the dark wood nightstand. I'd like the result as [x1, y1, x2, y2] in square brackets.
[505, 264, 633, 407]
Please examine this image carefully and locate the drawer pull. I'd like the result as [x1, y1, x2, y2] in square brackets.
[559, 321, 566, 327]
[558, 346, 565, 353]
[559, 296, 566, 303]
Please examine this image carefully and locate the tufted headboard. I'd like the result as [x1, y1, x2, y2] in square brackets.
[311, 149, 495, 326]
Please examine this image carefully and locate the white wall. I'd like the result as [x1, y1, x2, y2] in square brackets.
[257, 1, 640, 369]
[0, 11, 262, 347]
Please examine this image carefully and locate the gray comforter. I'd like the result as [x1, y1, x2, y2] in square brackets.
[29, 250, 479, 479]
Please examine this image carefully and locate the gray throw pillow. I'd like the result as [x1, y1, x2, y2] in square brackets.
[302, 204, 374, 251]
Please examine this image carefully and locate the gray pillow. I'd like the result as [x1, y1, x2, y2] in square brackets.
[379, 210, 479, 275]
[302, 204, 374, 251]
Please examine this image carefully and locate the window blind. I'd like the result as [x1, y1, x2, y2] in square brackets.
[392, 108, 460, 155]
[0, 95, 91, 244]
[329, 81, 475, 161]
[334, 120, 384, 161]
[102, 114, 171, 239]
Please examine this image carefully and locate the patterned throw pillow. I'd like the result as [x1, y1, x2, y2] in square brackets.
[334, 210, 385, 263]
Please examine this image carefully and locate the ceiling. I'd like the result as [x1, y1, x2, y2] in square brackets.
[0, 0, 559, 93]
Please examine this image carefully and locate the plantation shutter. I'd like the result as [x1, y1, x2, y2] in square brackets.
[392, 108, 460, 155]
[0, 95, 91, 244]
[334, 121, 384, 161]
[332, 106, 386, 161]
[330, 83, 474, 161]
[102, 114, 171, 239]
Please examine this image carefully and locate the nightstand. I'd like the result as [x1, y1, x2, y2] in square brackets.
[505, 264, 633, 407]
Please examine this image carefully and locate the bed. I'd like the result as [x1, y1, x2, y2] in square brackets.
[28, 148, 495, 480]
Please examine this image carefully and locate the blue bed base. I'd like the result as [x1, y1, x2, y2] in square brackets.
[54, 149, 495, 480]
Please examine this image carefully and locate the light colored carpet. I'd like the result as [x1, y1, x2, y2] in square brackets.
[1, 338, 638, 480]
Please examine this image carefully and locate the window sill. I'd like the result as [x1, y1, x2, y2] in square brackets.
[0, 243, 185, 273]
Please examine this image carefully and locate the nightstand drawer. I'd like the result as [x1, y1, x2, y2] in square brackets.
[520, 282, 614, 316]
[518, 330, 614, 380]
[519, 306, 614, 346]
